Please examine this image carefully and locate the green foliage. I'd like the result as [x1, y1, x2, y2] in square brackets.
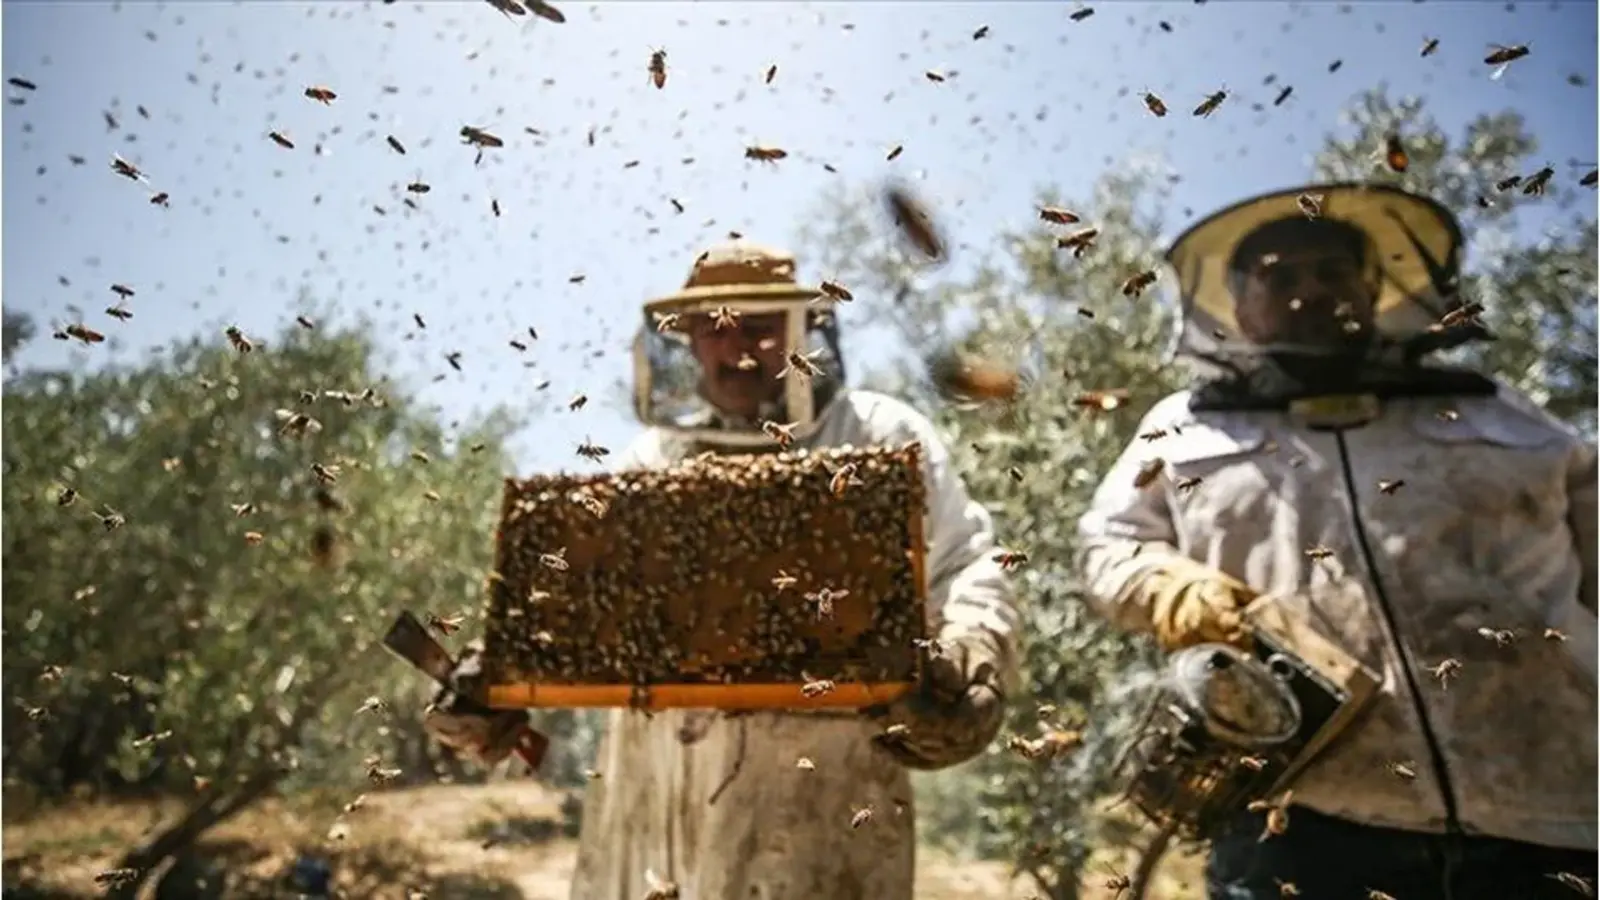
[1, 313, 527, 803]
[796, 88, 1596, 899]
[1313, 88, 1597, 433]
[802, 166, 1181, 899]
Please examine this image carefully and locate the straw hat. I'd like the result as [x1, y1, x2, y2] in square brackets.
[1166, 183, 1466, 343]
[648, 241, 821, 310]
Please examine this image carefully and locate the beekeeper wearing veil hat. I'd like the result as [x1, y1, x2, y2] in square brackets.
[1077, 183, 1597, 900]
[424, 239, 1020, 899]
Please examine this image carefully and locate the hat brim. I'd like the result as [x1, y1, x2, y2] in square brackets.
[647, 282, 821, 310]
[1166, 183, 1465, 343]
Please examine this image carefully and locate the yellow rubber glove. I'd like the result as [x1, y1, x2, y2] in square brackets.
[1142, 557, 1256, 651]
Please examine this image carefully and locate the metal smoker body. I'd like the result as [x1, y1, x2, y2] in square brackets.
[1113, 598, 1381, 841]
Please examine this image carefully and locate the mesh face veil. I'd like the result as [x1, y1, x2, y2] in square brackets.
[631, 242, 846, 449]
[1162, 182, 1476, 378]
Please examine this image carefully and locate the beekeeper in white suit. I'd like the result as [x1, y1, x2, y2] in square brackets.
[427, 240, 1020, 900]
[1077, 184, 1597, 900]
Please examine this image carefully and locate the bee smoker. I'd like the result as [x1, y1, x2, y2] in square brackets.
[1111, 601, 1380, 841]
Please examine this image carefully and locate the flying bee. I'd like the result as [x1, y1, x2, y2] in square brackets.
[849, 806, 874, 829]
[1432, 301, 1484, 332]
[268, 130, 294, 149]
[1120, 269, 1158, 297]
[643, 869, 680, 900]
[771, 569, 798, 591]
[1386, 760, 1418, 781]
[110, 154, 146, 181]
[1038, 206, 1080, 225]
[816, 279, 854, 303]
[766, 64, 779, 84]
[885, 143, 905, 162]
[1545, 873, 1594, 897]
[58, 322, 106, 345]
[406, 179, 431, 194]
[653, 311, 682, 333]
[1476, 626, 1516, 647]
[1495, 174, 1523, 192]
[427, 612, 465, 636]
[304, 85, 336, 104]
[801, 676, 835, 699]
[972, 25, 989, 39]
[931, 353, 1022, 403]
[1521, 165, 1554, 196]
[1072, 388, 1129, 411]
[1141, 90, 1168, 117]
[710, 305, 741, 330]
[648, 48, 668, 89]
[110, 283, 135, 299]
[576, 438, 609, 461]
[484, 0, 527, 18]
[568, 393, 588, 411]
[1377, 479, 1405, 495]
[1193, 88, 1228, 117]
[745, 143, 787, 163]
[1427, 658, 1462, 688]
[526, 0, 565, 22]
[461, 125, 504, 148]
[1272, 84, 1294, 107]
[778, 348, 826, 382]
[1420, 37, 1440, 57]
[829, 463, 863, 496]
[1101, 864, 1132, 900]
[884, 183, 946, 261]
[1133, 458, 1166, 490]
[386, 135, 406, 154]
[1057, 226, 1100, 258]
[1544, 627, 1569, 642]
[539, 548, 569, 571]
[1247, 790, 1293, 841]
[57, 486, 78, 506]
[1579, 169, 1598, 188]
[1305, 545, 1336, 561]
[924, 69, 946, 83]
[1484, 43, 1529, 66]
[1296, 192, 1324, 219]
[992, 548, 1029, 572]
[1069, 6, 1095, 21]
[1384, 133, 1409, 173]
[149, 191, 169, 207]
[275, 409, 323, 439]
[96, 506, 126, 531]
[8, 76, 37, 91]
[1175, 475, 1204, 494]
[806, 587, 848, 621]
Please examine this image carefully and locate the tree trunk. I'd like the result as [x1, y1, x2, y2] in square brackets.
[103, 770, 280, 900]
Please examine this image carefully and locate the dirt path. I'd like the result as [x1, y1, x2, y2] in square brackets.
[4, 781, 1203, 899]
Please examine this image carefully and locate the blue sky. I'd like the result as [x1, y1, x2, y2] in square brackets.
[4, 0, 1595, 473]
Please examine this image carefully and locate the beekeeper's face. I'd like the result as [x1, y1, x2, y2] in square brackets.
[1231, 229, 1376, 350]
[686, 311, 788, 420]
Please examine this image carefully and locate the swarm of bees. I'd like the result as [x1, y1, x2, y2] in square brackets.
[6, 2, 1596, 896]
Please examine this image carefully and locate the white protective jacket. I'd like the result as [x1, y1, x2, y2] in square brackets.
[568, 388, 1020, 900]
[1078, 381, 1597, 851]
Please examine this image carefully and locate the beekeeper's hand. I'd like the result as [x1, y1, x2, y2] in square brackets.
[421, 645, 531, 766]
[1142, 557, 1256, 651]
[866, 633, 1006, 771]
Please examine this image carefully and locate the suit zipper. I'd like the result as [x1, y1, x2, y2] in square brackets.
[1333, 429, 1463, 834]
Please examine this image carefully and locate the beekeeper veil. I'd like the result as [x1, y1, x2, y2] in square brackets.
[1164, 183, 1492, 403]
[632, 241, 846, 449]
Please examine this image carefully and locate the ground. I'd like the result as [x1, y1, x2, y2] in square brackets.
[2, 782, 1206, 899]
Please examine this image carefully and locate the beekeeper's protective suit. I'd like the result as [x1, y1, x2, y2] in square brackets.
[1078, 184, 1597, 900]
[429, 241, 1020, 900]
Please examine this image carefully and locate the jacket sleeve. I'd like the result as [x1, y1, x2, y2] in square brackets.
[1567, 439, 1597, 617]
[871, 397, 1021, 696]
[1075, 395, 1189, 637]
